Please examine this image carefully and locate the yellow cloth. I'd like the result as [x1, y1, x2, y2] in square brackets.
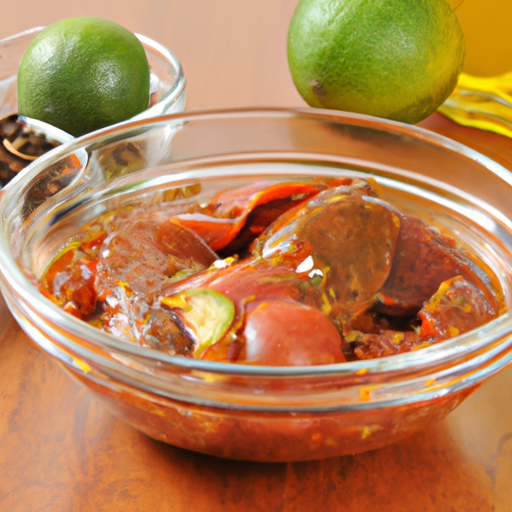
[438, 72, 512, 139]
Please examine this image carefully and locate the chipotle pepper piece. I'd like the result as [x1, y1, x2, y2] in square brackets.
[172, 180, 334, 251]
[258, 192, 401, 320]
[353, 275, 498, 359]
[95, 214, 218, 301]
[376, 213, 498, 316]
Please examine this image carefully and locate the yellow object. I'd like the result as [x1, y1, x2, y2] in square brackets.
[438, 72, 512, 139]
[17, 17, 150, 137]
[287, 0, 465, 124]
[456, 0, 512, 76]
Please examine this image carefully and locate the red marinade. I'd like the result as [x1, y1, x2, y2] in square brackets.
[38, 177, 501, 366]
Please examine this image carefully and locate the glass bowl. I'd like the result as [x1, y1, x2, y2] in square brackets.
[0, 26, 186, 121]
[0, 26, 186, 185]
[1, 108, 512, 462]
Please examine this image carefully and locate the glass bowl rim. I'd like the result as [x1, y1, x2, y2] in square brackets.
[1, 106, 512, 379]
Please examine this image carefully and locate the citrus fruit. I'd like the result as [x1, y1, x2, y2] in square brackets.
[287, 0, 465, 124]
[17, 17, 150, 137]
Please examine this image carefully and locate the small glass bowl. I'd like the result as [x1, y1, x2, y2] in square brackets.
[1, 109, 512, 462]
[0, 26, 186, 185]
[0, 26, 186, 122]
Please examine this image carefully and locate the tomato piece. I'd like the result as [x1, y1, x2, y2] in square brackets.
[40, 227, 107, 317]
[165, 259, 305, 312]
[240, 300, 345, 366]
[418, 275, 497, 340]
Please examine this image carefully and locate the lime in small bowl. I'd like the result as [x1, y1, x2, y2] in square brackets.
[0, 26, 186, 186]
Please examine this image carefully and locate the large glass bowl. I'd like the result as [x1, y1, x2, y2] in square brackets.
[1, 109, 512, 462]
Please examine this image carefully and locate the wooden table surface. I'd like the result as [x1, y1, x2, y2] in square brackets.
[1, 2, 512, 511]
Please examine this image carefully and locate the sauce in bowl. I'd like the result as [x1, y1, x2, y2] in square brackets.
[38, 175, 503, 366]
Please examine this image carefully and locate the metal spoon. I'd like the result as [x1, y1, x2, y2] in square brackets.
[0, 113, 73, 187]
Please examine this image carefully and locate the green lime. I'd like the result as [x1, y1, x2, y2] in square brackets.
[287, 0, 465, 124]
[17, 17, 150, 137]
[161, 289, 235, 358]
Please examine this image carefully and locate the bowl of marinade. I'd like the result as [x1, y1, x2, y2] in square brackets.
[0, 108, 511, 462]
